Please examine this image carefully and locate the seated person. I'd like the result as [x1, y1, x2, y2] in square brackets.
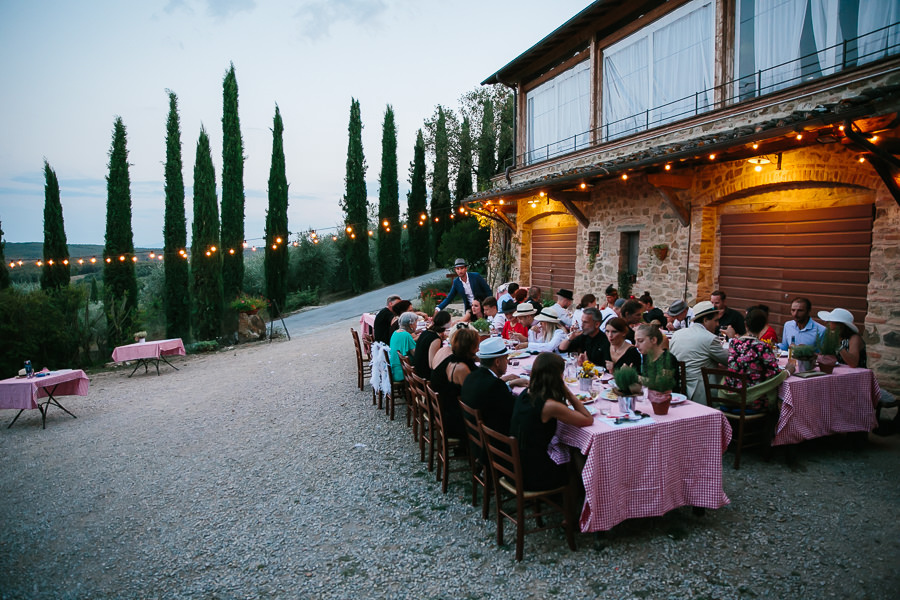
[669, 301, 730, 404]
[430, 326, 480, 438]
[461, 337, 527, 442]
[462, 298, 486, 323]
[481, 296, 505, 332]
[817, 308, 867, 368]
[635, 323, 681, 393]
[779, 297, 826, 350]
[497, 282, 519, 308]
[558, 307, 610, 365]
[508, 303, 537, 344]
[527, 285, 543, 312]
[547, 288, 574, 329]
[513, 287, 529, 305]
[373, 294, 401, 345]
[521, 307, 566, 353]
[500, 300, 525, 340]
[638, 291, 665, 326]
[745, 304, 777, 345]
[711, 290, 746, 336]
[604, 317, 641, 372]
[665, 299, 693, 332]
[510, 352, 593, 491]
[572, 293, 596, 331]
[389, 312, 419, 382]
[412, 310, 451, 379]
[619, 300, 644, 343]
[726, 308, 793, 409]
[388, 300, 427, 337]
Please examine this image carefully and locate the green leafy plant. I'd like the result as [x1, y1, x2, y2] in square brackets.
[187, 340, 218, 353]
[613, 365, 642, 396]
[645, 367, 676, 393]
[818, 329, 841, 356]
[791, 344, 817, 360]
[471, 318, 491, 333]
[230, 294, 267, 312]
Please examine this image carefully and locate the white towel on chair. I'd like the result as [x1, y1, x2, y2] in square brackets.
[370, 342, 393, 397]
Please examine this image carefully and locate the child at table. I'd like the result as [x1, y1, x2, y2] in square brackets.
[635, 324, 682, 394]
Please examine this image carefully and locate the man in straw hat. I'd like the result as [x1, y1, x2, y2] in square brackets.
[435, 258, 492, 315]
[670, 300, 730, 404]
[507, 302, 537, 344]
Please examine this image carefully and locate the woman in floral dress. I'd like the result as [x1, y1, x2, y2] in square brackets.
[726, 308, 793, 409]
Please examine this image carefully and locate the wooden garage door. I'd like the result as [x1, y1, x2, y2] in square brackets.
[719, 204, 873, 337]
[531, 225, 577, 292]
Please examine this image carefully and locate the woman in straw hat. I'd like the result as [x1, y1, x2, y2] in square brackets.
[817, 308, 867, 368]
[519, 307, 566, 353]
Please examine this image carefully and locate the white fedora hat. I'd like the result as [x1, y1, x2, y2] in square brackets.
[476, 336, 511, 359]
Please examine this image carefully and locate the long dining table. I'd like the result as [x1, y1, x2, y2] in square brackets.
[508, 353, 732, 532]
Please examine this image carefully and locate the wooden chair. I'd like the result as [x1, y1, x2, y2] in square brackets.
[425, 383, 469, 494]
[675, 360, 688, 396]
[378, 347, 406, 420]
[397, 354, 416, 427]
[459, 400, 491, 519]
[412, 374, 435, 470]
[480, 424, 577, 561]
[702, 367, 779, 469]
[350, 328, 374, 403]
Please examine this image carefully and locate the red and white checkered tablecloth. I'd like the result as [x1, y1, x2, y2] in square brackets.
[554, 398, 732, 533]
[360, 313, 376, 338]
[774, 365, 880, 446]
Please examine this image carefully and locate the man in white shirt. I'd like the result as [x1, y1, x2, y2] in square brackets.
[779, 297, 826, 350]
[482, 296, 505, 332]
[548, 288, 574, 329]
[670, 301, 730, 404]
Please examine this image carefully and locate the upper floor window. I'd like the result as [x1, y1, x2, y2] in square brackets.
[735, 0, 900, 100]
[602, 0, 715, 141]
[525, 59, 591, 165]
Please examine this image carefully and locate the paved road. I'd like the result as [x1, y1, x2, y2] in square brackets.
[279, 269, 448, 335]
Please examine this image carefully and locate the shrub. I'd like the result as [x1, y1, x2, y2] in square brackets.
[285, 287, 319, 312]
[187, 340, 219, 353]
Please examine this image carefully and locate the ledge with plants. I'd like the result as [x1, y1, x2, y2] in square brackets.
[230, 294, 268, 314]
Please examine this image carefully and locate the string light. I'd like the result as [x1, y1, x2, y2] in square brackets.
[229, 248, 235, 254]
[664, 164, 671, 171]
[621, 173, 628, 180]
[752, 143, 759, 150]
[709, 154, 716, 160]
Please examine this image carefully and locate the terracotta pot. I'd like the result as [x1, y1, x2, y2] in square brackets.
[243, 308, 260, 316]
[648, 389, 672, 415]
[817, 354, 837, 374]
[652, 246, 668, 261]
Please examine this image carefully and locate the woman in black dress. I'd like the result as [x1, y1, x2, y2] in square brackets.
[412, 311, 451, 379]
[604, 317, 642, 372]
[510, 353, 593, 491]
[430, 327, 480, 438]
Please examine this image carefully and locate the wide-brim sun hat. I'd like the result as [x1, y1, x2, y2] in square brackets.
[534, 307, 560, 324]
[692, 300, 718, 320]
[666, 299, 688, 316]
[476, 336, 510, 359]
[817, 308, 858, 333]
[513, 303, 536, 317]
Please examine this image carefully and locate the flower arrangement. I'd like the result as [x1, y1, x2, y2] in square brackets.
[133, 330, 147, 342]
[578, 361, 599, 379]
[230, 294, 268, 313]
[471, 318, 491, 334]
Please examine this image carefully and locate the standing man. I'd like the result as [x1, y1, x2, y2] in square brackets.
[711, 290, 746, 336]
[435, 258, 492, 314]
[548, 288, 574, 329]
[558, 307, 610, 365]
[374, 294, 401, 345]
[670, 301, 730, 404]
[779, 297, 826, 350]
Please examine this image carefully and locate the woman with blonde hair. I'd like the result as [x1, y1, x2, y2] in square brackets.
[519, 307, 566, 353]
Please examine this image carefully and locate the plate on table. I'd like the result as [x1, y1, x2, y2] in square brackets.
[602, 389, 618, 401]
[600, 373, 613, 383]
[575, 393, 593, 404]
[670, 392, 687, 405]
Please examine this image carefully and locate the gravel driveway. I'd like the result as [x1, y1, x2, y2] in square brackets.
[1, 315, 898, 599]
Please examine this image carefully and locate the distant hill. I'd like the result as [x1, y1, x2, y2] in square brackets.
[4, 242, 162, 261]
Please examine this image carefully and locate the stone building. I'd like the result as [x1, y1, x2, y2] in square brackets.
[463, 0, 900, 391]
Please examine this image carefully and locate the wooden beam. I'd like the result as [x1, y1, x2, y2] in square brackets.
[866, 156, 900, 207]
[552, 192, 590, 228]
[467, 208, 517, 233]
[647, 173, 693, 189]
[655, 187, 691, 227]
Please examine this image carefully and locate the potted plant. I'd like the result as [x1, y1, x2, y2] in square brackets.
[471, 318, 491, 337]
[651, 243, 669, 261]
[644, 365, 676, 415]
[230, 294, 267, 315]
[817, 330, 841, 374]
[791, 344, 817, 373]
[612, 365, 642, 414]
[578, 361, 599, 392]
[133, 330, 147, 343]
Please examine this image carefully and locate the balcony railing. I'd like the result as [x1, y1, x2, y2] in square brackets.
[515, 22, 900, 169]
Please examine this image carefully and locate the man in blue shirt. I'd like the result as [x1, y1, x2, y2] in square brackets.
[779, 297, 826, 350]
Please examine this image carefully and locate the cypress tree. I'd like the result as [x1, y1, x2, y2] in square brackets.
[0, 221, 9, 291]
[163, 91, 191, 340]
[377, 104, 401, 284]
[454, 117, 474, 215]
[407, 130, 430, 275]
[431, 107, 451, 262]
[89, 277, 99, 302]
[476, 99, 496, 191]
[190, 127, 224, 341]
[41, 160, 70, 290]
[341, 98, 370, 293]
[264, 105, 289, 317]
[221, 63, 245, 300]
[497, 93, 515, 174]
[103, 117, 138, 347]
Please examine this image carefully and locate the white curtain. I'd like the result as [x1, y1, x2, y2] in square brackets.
[811, 0, 839, 75]
[554, 61, 591, 155]
[858, 0, 900, 65]
[603, 37, 648, 140]
[755, 0, 808, 94]
[651, 2, 714, 126]
[526, 83, 556, 164]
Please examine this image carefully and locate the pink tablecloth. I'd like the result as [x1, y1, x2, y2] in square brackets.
[111, 338, 186, 363]
[773, 365, 880, 446]
[360, 313, 376, 337]
[0, 370, 90, 410]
